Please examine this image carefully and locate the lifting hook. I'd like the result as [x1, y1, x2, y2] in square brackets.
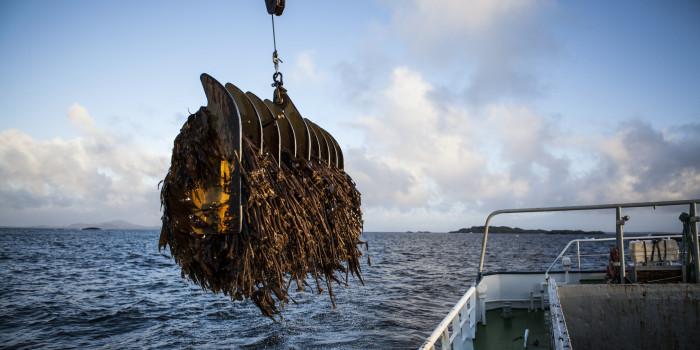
[266, 0, 285, 16]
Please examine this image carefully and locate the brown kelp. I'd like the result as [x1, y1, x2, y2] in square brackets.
[159, 74, 364, 317]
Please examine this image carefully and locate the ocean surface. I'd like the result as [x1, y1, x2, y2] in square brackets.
[0, 229, 611, 349]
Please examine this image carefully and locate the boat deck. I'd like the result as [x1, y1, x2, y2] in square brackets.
[558, 283, 700, 349]
[420, 199, 700, 350]
[474, 309, 548, 350]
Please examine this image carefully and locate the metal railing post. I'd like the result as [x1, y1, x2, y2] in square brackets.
[616, 207, 626, 284]
[576, 240, 581, 271]
[690, 203, 700, 283]
[477, 215, 494, 281]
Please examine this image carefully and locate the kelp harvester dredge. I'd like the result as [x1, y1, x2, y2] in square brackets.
[158, 0, 365, 317]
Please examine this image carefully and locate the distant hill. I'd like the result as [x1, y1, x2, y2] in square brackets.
[449, 225, 605, 235]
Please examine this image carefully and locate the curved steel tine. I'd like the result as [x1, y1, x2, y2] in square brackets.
[246, 92, 280, 163]
[200, 74, 241, 161]
[303, 118, 321, 159]
[319, 127, 338, 168]
[281, 97, 311, 161]
[199, 73, 242, 233]
[225, 83, 262, 151]
[327, 132, 344, 169]
[307, 120, 331, 166]
[316, 124, 336, 167]
[264, 99, 296, 158]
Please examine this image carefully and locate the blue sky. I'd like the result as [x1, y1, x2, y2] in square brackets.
[1, 0, 698, 231]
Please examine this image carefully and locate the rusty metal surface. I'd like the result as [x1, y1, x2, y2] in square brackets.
[225, 83, 262, 151]
[200, 74, 241, 161]
[245, 91, 280, 162]
[314, 121, 332, 164]
[304, 118, 321, 159]
[558, 284, 700, 350]
[235, 86, 343, 168]
[327, 132, 344, 169]
[281, 98, 311, 160]
[307, 120, 331, 165]
[318, 126, 338, 168]
[199, 73, 242, 233]
[264, 99, 296, 157]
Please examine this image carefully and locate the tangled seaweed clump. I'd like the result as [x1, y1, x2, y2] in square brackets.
[159, 104, 365, 317]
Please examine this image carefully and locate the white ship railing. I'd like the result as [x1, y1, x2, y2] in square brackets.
[419, 286, 477, 350]
[547, 278, 572, 350]
[477, 199, 700, 283]
[544, 234, 683, 277]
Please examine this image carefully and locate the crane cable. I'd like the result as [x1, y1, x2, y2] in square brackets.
[271, 14, 284, 89]
[265, 0, 286, 104]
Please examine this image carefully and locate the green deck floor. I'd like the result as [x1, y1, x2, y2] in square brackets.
[474, 309, 549, 350]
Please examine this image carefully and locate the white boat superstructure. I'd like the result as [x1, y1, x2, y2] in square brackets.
[420, 199, 700, 350]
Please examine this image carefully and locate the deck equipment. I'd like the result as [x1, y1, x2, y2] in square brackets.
[421, 199, 700, 350]
[158, 1, 364, 317]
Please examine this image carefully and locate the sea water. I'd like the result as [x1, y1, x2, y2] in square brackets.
[0, 229, 608, 349]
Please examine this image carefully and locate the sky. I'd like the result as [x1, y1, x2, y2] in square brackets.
[0, 0, 699, 232]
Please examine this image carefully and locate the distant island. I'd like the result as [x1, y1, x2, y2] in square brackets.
[67, 220, 158, 230]
[6, 220, 160, 231]
[405, 230, 432, 233]
[449, 225, 605, 235]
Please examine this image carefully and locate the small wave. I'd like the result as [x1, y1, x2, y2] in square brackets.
[0, 229, 576, 349]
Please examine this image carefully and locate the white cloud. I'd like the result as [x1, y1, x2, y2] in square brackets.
[347, 67, 546, 212]
[0, 104, 168, 226]
[578, 121, 700, 203]
[344, 66, 700, 231]
[67, 103, 95, 132]
[289, 50, 325, 84]
[391, 0, 536, 38]
[319, 1, 698, 231]
[345, 148, 427, 209]
[385, 0, 556, 104]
